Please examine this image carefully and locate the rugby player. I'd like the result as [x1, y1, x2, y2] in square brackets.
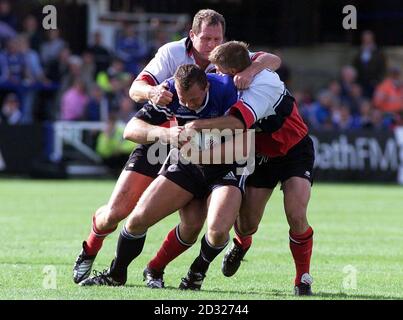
[183, 41, 315, 296]
[73, 9, 281, 285]
[79, 64, 246, 287]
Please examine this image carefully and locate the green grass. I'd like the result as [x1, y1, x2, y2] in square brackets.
[0, 178, 402, 300]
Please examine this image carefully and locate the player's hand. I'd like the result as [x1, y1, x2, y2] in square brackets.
[167, 127, 197, 148]
[233, 69, 254, 90]
[184, 120, 201, 131]
[149, 82, 173, 106]
[160, 126, 183, 147]
[160, 126, 195, 148]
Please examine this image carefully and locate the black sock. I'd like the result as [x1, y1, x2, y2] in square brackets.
[110, 227, 146, 279]
[190, 234, 229, 274]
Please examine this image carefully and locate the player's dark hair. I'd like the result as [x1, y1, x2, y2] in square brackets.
[209, 41, 252, 73]
[174, 64, 208, 91]
[192, 9, 225, 35]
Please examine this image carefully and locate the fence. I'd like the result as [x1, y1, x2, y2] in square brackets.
[1, 123, 402, 184]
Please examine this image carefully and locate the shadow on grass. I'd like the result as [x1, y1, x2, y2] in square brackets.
[124, 284, 401, 300]
[311, 291, 402, 300]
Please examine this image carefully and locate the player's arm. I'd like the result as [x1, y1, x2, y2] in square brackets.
[123, 101, 181, 145]
[184, 114, 245, 131]
[129, 43, 174, 105]
[181, 131, 252, 164]
[251, 51, 282, 71]
[234, 52, 281, 90]
[129, 80, 173, 106]
[123, 117, 181, 145]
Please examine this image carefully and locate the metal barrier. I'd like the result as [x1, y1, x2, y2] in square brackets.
[52, 121, 107, 163]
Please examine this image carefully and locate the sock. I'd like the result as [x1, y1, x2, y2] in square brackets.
[148, 225, 193, 272]
[190, 234, 229, 274]
[289, 226, 314, 285]
[84, 215, 117, 256]
[233, 221, 253, 250]
[109, 227, 146, 279]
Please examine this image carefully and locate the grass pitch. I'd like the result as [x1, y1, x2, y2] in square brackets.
[0, 178, 402, 300]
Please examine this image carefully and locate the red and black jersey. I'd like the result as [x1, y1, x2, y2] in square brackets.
[254, 100, 308, 158]
[228, 69, 308, 157]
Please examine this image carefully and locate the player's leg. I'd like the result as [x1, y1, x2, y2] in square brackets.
[222, 186, 273, 277]
[222, 155, 278, 277]
[282, 176, 314, 296]
[144, 198, 207, 288]
[73, 169, 153, 284]
[88, 145, 162, 251]
[178, 198, 208, 244]
[180, 185, 242, 290]
[80, 174, 195, 286]
[80, 154, 209, 287]
[89, 170, 154, 252]
[280, 135, 315, 295]
[283, 177, 311, 234]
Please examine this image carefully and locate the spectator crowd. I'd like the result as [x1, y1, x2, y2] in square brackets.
[0, 0, 401, 133]
[296, 30, 402, 132]
[0, 0, 187, 128]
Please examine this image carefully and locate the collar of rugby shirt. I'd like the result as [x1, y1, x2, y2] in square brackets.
[194, 90, 210, 114]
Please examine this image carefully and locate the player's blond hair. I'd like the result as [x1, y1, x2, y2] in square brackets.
[209, 41, 251, 73]
[192, 9, 226, 35]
